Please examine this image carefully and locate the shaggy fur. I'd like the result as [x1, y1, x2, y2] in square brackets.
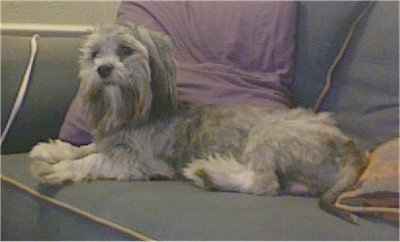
[30, 23, 365, 223]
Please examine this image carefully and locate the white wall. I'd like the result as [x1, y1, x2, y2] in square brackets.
[1, 1, 121, 26]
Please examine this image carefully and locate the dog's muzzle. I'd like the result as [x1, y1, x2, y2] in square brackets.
[97, 64, 114, 78]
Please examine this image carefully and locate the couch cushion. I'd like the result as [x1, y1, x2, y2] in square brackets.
[2, 153, 399, 240]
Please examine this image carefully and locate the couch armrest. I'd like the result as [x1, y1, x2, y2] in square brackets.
[1, 35, 83, 154]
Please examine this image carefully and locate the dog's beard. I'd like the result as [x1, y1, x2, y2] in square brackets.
[79, 65, 152, 134]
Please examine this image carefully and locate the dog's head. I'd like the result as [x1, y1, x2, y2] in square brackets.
[78, 23, 177, 133]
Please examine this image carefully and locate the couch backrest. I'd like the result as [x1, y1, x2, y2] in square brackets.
[1, 35, 83, 154]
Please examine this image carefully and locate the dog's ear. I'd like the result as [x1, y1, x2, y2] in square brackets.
[129, 24, 178, 118]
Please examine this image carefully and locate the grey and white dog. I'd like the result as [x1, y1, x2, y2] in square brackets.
[30, 23, 365, 223]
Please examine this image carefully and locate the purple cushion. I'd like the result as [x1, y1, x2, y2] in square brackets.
[59, 95, 92, 145]
[59, 1, 297, 145]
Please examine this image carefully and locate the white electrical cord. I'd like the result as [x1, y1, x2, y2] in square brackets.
[1, 34, 40, 147]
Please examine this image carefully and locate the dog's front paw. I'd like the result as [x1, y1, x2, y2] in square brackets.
[29, 139, 79, 163]
[30, 160, 75, 185]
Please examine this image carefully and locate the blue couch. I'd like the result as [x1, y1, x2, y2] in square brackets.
[1, 1, 398, 240]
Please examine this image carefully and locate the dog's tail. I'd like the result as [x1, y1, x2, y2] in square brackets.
[319, 140, 366, 224]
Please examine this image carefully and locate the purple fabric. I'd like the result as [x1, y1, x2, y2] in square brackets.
[59, 95, 92, 145]
[117, 1, 296, 107]
[59, 1, 297, 145]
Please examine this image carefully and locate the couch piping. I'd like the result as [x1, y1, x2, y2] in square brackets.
[1, 174, 156, 241]
[313, 1, 375, 112]
[335, 199, 399, 214]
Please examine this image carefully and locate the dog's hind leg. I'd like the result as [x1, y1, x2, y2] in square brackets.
[29, 139, 97, 164]
[183, 154, 280, 195]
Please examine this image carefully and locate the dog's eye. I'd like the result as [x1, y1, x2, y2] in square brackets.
[91, 50, 99, 59]
[118, 45, 134, 57]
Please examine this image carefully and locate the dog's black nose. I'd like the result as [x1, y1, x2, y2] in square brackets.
[97, 64, 114, 78]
